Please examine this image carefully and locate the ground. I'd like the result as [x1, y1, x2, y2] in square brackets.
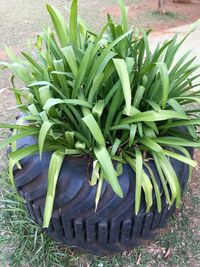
[0, 0, 200, 266]
[0, 0, 200, 51]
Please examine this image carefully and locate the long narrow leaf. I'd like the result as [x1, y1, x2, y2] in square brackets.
[163, 149, 197, 167]
[135, 148, 143, 214]
[82, 114, 105, 146]
[144, 163, 161, 213]
[113, 58, 131, 115]
[46, 4, 68, 47]
[94, 145, 123, 198]
[0, 128, 39, 150]
[44, 98, 92, 113]
[118, 0, 129, 32]
[43, 150, 64, 228]
[69, 0, 78, 45]
[39, 121, 54, 159]
[120, 110, 188, 124]
[156, 62, 169, 108]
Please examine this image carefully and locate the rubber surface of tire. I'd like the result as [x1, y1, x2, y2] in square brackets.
[14, 136, 194, 254]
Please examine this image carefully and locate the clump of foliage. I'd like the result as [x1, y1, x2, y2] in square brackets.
[0, 0, 200, 228]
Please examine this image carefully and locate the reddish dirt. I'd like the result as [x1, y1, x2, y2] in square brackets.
[0, 0, 199, 58]
[104, 0, 200, 32]
[0, 50, 7, 61]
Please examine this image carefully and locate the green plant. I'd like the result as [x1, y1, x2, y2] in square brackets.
[0, 0, 200, 228]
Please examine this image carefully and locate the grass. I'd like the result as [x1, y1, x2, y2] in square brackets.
[99, 0, 144, 5]
[149, 11, 187, 21]
[120, 10, 187, 32]
[0, 165, 199, 267]
[133, 10, 187, 29]
[0, 172, 71, 267]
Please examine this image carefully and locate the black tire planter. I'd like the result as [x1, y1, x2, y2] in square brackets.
[13, 136, 194, 255]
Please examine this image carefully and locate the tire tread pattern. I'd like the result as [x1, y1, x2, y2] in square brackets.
[14, 137, 193, 254]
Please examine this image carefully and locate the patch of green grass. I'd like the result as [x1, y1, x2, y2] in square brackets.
[148, 10, 187, 22]
[154, 214, 200, 266]
[151, 181, 200, 266]
[126, 0, 144, 4]
[99, 0, 144, 5]
[132, 10, 187, 28]
[0, 171, 199, 267]
[191, 196, 200, 205]
[125, 9, 187, 30]
[0, 174, 72, 267]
